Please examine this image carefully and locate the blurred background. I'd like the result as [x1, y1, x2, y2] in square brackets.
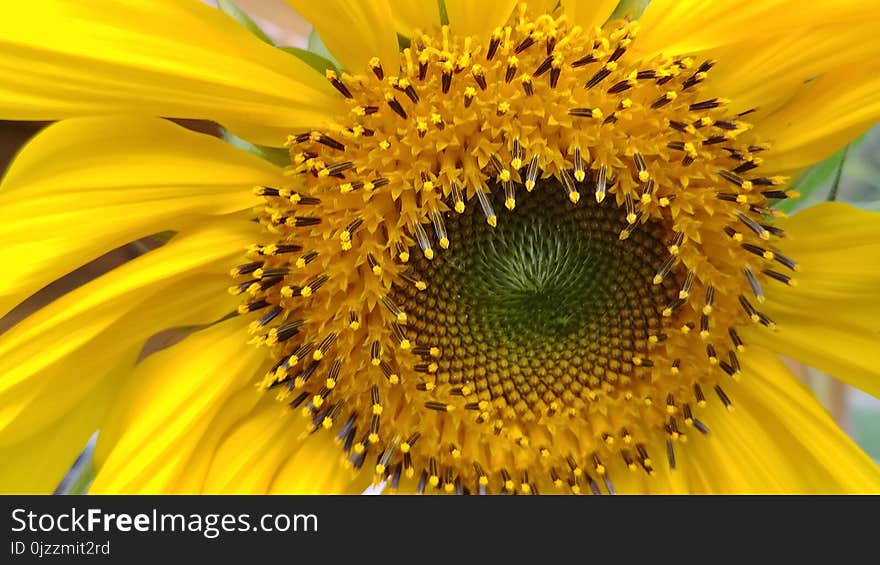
[0, 0, 877, 493]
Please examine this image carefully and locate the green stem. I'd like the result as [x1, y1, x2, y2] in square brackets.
[826, 144, 850, 202]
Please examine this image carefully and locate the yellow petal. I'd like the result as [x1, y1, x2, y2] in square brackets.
[0, 0, 342, 145]
[0, 116, 276, 318]
[731, 349, 880, 493]
[742, 353, 880, 492]
[687, 348, 880, 493]
[393, 0, 441, 36]
[744, 203, 880, 397]
[445, 0, 517, 38]
[634, 1, 880, 124]
[0, 219, 259, 447]
[286, 0, 399, 72]
[202, 397, 295, 494]
[636, 0, 787, 55]
[751, 60, 880, 174]
[269, 434, 373, 494]
[699, 20, 880, 120]
[168, 386, 265, 493]
[0, 379, 113, 494]
[630, 0, 880, 173]
[174, 390, 369, 495]
[635, 0, 874, 59]
[90, 315, 267, 493]
[201, 393, 362, 494]
[560, 0, 619, 29]
[528, 0, 563, 16]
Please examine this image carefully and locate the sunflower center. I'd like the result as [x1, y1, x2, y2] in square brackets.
[233, 3, 801, 494]
[451, 185, 626, 338]
[392, 183, 678, 415]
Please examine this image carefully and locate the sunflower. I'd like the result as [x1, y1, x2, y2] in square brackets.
[1, 0, 879, 495]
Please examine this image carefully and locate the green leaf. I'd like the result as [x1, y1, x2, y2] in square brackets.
[218, 2, 341, 75]
[610, 0, 650, 20]
[825, 145, 849, 202]
[438, 0, 450, 26]
[278, 46, 339, 75]
[776, 149, 847, 213]
[223, 130, 291, 166]
[57, 445, 96, 495]
[67, 462, 96, 495]
[777, 134, 867, 213]
[216, 0, 274, 46]
[308, 30, 342, 69]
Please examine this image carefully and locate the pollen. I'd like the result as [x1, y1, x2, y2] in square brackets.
[232, 3, 798, 494]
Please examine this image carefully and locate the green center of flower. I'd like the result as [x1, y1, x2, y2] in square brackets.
[390, 183, 679, 416]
